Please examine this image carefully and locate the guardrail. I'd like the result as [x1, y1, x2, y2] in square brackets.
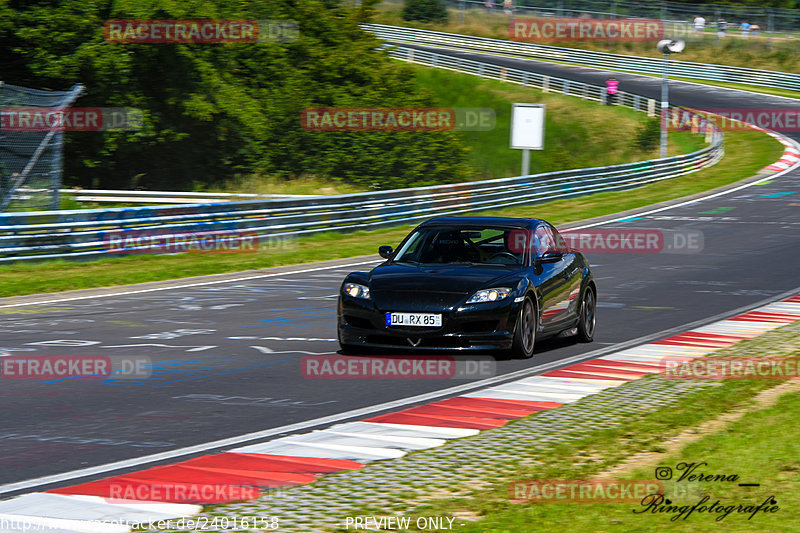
[13, 188, 318, 205]
[0, 155, 722, 262]
[387, 45, 656, 112]
[364, 23, 800, 92]
[0, 48, 722, 263]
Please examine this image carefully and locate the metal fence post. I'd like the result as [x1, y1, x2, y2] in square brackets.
[50, 130, 64, 210]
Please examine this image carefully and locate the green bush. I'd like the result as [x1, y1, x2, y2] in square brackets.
[402, 0, 448, 23]
[632, 117, 661, 152]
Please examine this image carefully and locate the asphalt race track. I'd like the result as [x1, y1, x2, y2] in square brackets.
[2, 48, 799, 496]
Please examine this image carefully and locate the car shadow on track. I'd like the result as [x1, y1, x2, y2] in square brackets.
[335, 335, 582, 361]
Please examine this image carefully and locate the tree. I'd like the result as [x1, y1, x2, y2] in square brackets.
[402, 0, 448, 23]
[0, 0, 468, 191]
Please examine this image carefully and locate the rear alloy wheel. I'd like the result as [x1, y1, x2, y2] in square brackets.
[511, 298, 536, 359]
[576, 287, 596, 343]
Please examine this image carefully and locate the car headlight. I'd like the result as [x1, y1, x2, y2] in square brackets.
[344, 282, 371, 300]
[466, 287, 511, 303]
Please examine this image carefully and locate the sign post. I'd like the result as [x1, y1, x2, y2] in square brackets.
[510, 103, 545, 176]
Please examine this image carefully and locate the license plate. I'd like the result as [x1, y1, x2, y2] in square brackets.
[386, 312, 442, 327]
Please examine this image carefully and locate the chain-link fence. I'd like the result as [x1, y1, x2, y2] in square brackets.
[0, 82, 84, 212]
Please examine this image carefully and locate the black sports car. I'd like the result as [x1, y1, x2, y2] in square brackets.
[337, 216, 596, 358]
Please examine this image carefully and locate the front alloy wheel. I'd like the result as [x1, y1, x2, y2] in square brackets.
[511, 298, 536, 359]
[576, 287, 596, 343]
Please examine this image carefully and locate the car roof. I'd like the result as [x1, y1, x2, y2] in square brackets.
[418, 216, 543, 229]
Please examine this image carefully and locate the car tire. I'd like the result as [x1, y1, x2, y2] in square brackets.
[339, 343, 362, 355]
[576, 286, 596, 343]
[511, 298, 536, 359]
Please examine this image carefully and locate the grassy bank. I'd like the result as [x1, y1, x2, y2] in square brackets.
[0, 126, 781, 299]
[408, 66, 702, 180]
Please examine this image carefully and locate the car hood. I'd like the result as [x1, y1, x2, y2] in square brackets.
[368, 263, 523, 310]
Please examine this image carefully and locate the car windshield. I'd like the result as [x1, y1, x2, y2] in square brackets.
[393, 226, 525, 266]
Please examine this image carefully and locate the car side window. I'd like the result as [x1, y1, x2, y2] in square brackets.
[548, 225, 570, 253]
[394, 231, 425, 262]
[533, 225, 555, 255]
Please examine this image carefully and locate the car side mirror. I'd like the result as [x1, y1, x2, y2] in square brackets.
[379, 245, 394, 259]
[539, 251, 563, 263]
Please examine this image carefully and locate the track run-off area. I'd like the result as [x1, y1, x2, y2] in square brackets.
[2, 46, 800, 510]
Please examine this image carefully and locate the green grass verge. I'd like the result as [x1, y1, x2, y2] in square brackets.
[0, 129, 781, 300]
[347, 320, 800, 532]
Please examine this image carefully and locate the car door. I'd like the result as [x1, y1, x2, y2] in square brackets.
[532, 224, 571, 330]
[549, 224, 583, 325]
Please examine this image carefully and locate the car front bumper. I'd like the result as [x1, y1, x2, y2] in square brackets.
[337, 295, 522, 352]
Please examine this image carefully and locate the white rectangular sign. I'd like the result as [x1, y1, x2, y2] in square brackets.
[510, 103, 545, 150]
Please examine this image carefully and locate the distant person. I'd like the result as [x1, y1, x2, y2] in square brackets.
[693, 15, 706, 33]
[750, 24, 760, 36]
[503, 0, 513, 16]
[484, 0, 493, 13]
[740, 21, 751, 37]
[606, 76, 619, 105]
[717, 18, 727, 38]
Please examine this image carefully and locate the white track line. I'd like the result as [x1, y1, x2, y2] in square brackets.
[0, 260, 382, 309]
